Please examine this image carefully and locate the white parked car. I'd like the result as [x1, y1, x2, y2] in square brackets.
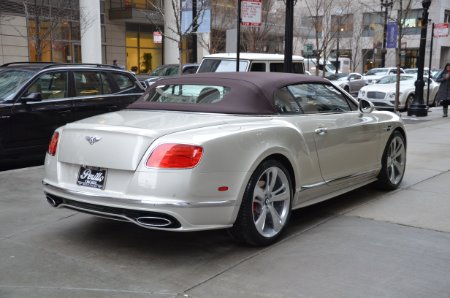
[43, 72, 407, 246]
[358, 74, 439, 111]
[363, 67, 405, 84]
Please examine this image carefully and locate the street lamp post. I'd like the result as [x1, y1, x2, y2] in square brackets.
[381, 0, 393, 68]
[407, 0, 432, 117]
[284, 0, 295, 73]
[335, 18, 340, 74]
[334, 9, 343, 74]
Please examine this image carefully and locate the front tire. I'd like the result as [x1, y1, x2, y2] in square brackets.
[376, 131, 406, 190]
[405, 94, 415, 111]
[230, 160, 292, 246]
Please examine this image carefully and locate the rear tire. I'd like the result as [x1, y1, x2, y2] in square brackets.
[230, 160, 292, 246]
[376, 131, 406, 190]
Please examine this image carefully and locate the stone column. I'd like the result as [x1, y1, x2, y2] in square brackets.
[164, 0, 179, 64]
[80, 0, 102, 63]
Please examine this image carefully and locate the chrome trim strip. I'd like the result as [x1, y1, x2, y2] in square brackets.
[14, 93, 143, 105]
[43, 181, 236, 208]
[300, 169, 379, 191]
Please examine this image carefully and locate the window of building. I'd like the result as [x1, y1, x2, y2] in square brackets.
[26, 0, 81, 63]
[126, 23, 162, 74]
[401, 9, 422, 35]
[362, 12, 384, 38]
[331, 14, 353, 38]
[444, 10, 450, 23]
[301, 16, 323, 38]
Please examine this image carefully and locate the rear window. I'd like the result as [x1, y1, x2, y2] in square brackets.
[269, 62, 304, 74]
[142, 84, 230, 104]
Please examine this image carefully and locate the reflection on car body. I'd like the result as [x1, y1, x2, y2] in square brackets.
[43, 72, 407, 246]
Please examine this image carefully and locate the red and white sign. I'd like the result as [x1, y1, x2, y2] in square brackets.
[434, 23, 449, 38]
[153, 32, 162, 44]
[241, 0, 262, 27]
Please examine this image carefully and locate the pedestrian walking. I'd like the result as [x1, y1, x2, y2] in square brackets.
[436, 63, 450, 117]
[113, 60, 119, 67]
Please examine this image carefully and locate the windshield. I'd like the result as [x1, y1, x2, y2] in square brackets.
[0, 69, 35, 102]
[326, 73, 347, 80]
[150, 65, 178, 76]
[377, 75, 415, 84]
[197, 59, 249, 73]
[324, 62, 336, 73]
[365, 68, 387, 75]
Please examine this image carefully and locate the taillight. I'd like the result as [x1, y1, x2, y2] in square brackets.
[146, 144, 203, 168]
[48, 132, 59, 156]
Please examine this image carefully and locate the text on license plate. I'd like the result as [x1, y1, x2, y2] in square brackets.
[77, 166, 107, 189]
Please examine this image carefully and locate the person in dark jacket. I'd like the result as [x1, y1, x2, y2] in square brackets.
[436, 63, 450, 117]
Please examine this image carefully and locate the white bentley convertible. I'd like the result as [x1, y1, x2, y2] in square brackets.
[43, 72, 407, 246]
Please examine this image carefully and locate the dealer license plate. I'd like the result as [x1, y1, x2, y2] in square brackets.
[77, 166, 107, 190]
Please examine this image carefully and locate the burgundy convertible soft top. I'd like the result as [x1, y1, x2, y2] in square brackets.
[128, 72, 330, 115]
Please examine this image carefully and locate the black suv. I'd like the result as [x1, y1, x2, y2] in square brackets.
[0, 62, 144, 161]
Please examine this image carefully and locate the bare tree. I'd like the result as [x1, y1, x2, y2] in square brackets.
[241, 0, 283, 52]
[302, 0, 352, 76]
[142, 0, 209, 74]
[23, 0, 81, 61]
[198, 0, 235, 54]
[393, 0, 416, 112]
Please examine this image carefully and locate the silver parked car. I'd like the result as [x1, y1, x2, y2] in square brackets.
[329, 72, 367, 94]
[43, 72, 407, 246]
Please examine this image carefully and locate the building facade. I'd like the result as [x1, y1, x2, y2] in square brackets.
[1, 0, 449, 74]
[296, 0, 450, 73]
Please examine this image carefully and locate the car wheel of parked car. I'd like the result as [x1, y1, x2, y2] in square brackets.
[406, 94, 415, 111]
[376, 131, 406, 190]
[230, 160, 292, 246]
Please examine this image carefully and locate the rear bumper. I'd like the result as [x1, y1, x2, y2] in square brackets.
[43, 181, 237, 231]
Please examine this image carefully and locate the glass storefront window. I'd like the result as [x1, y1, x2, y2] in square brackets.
[126, 31, 139, 47]
[27, 17, 81, 63]
[125, 24, 163, 74]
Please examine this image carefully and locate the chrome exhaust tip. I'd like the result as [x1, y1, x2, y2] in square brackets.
[136, 216, 172, 227]
[46, 195, 60, 207]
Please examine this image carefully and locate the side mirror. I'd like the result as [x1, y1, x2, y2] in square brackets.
[20, 92, 42, 103]
[358, 99, 375, 114]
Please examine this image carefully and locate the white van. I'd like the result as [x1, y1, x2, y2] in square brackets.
[197, 53, 305, 74]
[304, 58, 338, 77]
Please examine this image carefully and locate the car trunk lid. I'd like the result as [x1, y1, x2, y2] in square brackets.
[57, 110, 255, 171]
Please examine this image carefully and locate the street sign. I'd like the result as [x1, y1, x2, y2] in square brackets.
[434, 23, 449, 38]
[241, 0, 262, 27]
[153, 32, 162, 43]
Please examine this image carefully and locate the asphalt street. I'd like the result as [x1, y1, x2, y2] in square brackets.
[1, 107, 450, 298]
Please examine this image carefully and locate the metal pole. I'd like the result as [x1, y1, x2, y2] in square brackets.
[427, 22, 434, 105]
[381, 0, 388, 68]
[192, 0, 197, 63]
[236, 0, 241, 72]
[284, 0, 294, 73]
[408, 0, 431, 117]
[335, 17, 340, 74]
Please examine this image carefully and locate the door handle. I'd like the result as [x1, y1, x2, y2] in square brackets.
[315, 128, 328, 135]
